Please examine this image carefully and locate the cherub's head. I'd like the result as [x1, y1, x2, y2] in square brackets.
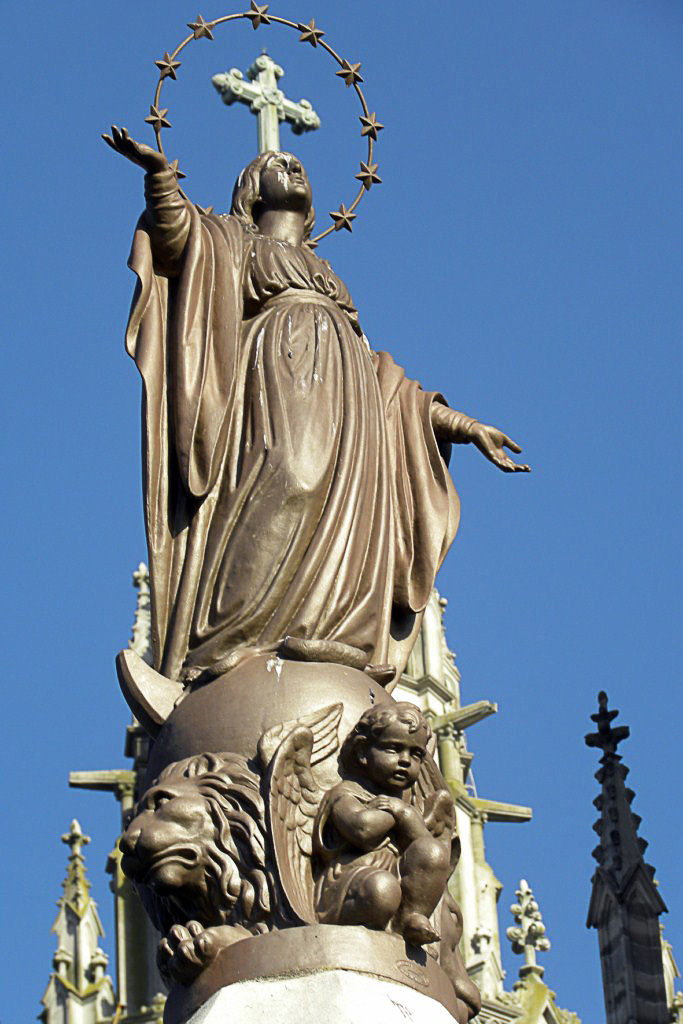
[231, 151, 315, 240]
[341, 702, 431, 793]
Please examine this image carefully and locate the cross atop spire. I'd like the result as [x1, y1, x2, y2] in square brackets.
[41, 820, 116, 1024]
[585, 691, 630, 756]
[212, 53, 320, 154]
[62, 818, 90, 859]
[61, 819, 92, 911]
[585, 693, 670, 1024]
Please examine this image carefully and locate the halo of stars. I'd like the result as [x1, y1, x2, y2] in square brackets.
[146, 2, 383, 244]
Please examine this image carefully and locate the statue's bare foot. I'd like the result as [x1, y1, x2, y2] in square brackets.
[158, 922, 249, 985]
[399, 912, 441, 947]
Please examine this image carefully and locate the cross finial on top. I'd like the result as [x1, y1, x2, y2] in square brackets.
[506, 879, 551, 976]
[61, 818, 90, 859]
[212, 53, 320, 154]
[585, 691, 630, 756]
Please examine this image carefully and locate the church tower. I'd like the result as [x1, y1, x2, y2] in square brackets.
[585, 691, 671, 1023]
[40, 821, 117, 1024]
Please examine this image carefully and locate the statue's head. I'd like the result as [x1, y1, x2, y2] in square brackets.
[231, 151, 315, 240]
[340, 702, 431, 793]
[119, 752, 272, 933]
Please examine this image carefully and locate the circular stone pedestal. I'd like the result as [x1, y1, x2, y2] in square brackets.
[182, 970, 459, 1024]
[164, 926, 471, 1024]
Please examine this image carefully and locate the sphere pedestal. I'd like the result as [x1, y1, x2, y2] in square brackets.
[146, 655, 393, 785]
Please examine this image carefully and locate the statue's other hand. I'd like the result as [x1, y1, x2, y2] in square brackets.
[102, 125, 169, 174]
[469, 422, 531, 473]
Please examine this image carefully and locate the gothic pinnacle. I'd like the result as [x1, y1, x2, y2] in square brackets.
[506, 879, 551, 977]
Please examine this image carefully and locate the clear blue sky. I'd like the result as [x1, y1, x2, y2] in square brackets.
[2, 3, 681, 1021]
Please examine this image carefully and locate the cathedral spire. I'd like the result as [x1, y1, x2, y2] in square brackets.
[40, 821, 116, 1024]
[585, 691, 669, 1024]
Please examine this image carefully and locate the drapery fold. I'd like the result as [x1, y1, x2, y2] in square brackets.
[126, 210, 458, 681]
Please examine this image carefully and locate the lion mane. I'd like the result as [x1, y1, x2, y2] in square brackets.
[136, 752, 274, 936]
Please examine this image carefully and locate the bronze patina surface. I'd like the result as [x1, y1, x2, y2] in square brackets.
[104, 131, 529, 692]
[105, 12, 529, 1021]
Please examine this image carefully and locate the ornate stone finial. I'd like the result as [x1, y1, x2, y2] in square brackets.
[506, 879, 551, 977]
[672, 991, 683, 1023]
[62, 818, 90, 858]
[130, 562, 152, 662]
[61, 819, 92, 910]
[585, 691, 629, 756]
[42, 822, 116, 1024]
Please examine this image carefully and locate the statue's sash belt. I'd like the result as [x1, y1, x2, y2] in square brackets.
[260, 288, 348, 316]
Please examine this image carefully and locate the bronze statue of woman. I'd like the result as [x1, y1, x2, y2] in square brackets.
[105, 128, 529, 688]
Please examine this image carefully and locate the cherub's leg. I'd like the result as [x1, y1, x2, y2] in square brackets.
[340, 868, 401, 930]
[395, 837, 451, 946]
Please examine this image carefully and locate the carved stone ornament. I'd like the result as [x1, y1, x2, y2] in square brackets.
[104, 9, 531, 1022]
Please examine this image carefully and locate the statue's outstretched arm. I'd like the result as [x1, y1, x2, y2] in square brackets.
[102, 126, 190, 275]
[431, 402, 531, 473]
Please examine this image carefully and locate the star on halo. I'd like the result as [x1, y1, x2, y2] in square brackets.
[298, 19, 324, 46]
[155, 52, 182, 80]
[330, 204, 356, 232]
[355, 161, 382, 190]
[145, 105, 171, 131]
[245, 2, 270, 29]
[336, 60, 363, 87]
[359, 113, 384, 140]
[187, 15, 215, 40]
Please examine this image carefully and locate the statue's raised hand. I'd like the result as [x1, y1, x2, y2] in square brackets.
[102, 125, 169, 174]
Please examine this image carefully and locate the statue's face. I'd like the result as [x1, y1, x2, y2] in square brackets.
[361, 721, 428, 792]
[119, 779, 216, 896]
[258, 152, 312, 214]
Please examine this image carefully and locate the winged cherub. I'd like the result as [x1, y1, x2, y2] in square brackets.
[313, 703, 455, 945]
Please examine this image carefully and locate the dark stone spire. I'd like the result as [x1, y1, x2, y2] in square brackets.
[585, 692, 669, 1024]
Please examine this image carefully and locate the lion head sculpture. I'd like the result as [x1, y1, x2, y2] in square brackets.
[120, 752, 274, 935]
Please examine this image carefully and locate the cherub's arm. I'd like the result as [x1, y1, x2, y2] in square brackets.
[102, 126, 190, 276]
[370, 795, 429, 848]
[328, 791, 396, 852]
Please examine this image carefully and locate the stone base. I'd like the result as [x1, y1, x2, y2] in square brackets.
[183, 970, 458, 1024]
[164, 926, 471, 1024]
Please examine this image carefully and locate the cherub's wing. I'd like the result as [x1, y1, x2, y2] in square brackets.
[258, 702, 343, 769]
[413, 754, 460, 872]
[261, 704, 343, 924]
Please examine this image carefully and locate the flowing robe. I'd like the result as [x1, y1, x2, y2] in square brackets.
[126, 202, 459, 681]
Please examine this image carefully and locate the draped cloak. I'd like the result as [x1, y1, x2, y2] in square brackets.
[126, 206, 459, 681]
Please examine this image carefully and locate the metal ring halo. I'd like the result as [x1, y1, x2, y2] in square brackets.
[147, 5, 382, 244]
